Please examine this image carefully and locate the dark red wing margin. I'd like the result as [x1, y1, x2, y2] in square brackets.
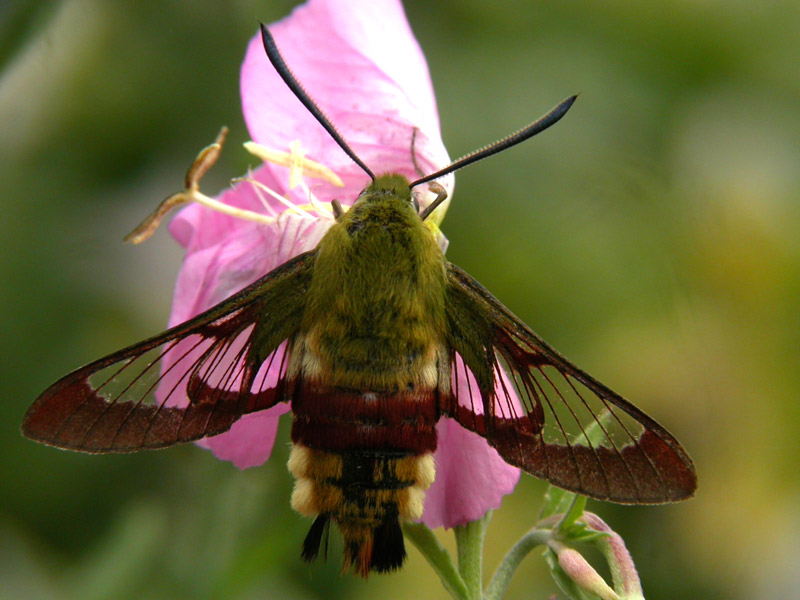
[22, 250, 316, 453]
[443, 263, 696, 504]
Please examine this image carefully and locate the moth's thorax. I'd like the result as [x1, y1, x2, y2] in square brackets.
[297, 174, 448, 391]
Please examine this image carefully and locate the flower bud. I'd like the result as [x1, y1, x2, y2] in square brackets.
[556, 546, 619, 600]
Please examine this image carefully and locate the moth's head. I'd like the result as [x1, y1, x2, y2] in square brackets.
[355, 174, 418, 212]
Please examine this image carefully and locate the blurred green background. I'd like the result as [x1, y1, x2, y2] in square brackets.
[2, 1, 798, 599]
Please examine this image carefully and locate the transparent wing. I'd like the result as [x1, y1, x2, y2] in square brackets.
[443, 263, 697, 504]
[23, 251, 315, 453]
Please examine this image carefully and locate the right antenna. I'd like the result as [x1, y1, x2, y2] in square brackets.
[410, 95, 577, 188]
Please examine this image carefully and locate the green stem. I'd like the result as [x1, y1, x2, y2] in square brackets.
[454, 512, 491, 600]
[403, 522, 469, 600]
[484, 528, 553, 600]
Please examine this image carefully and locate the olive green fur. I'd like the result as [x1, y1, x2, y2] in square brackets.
[301, 174, 449, 391]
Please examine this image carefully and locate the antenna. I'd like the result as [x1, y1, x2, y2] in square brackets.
[260, 24, 376, 181]
[410, 95, 577, 188]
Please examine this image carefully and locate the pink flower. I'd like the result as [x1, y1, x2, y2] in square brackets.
[166, 0, 519, 528]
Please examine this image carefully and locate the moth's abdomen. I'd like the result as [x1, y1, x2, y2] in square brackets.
[289, 383, 437, 575]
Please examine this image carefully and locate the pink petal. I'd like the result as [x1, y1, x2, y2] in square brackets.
[195, 403, 291, 468]
[168, 211, 332, 327]
[422, 418, 521, 529]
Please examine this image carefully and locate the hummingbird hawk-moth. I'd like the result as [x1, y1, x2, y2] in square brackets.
[22, 25, 696, 576]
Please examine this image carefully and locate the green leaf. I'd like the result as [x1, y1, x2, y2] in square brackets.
[540, 482, 578, 521]
[556, 495, 587, 530]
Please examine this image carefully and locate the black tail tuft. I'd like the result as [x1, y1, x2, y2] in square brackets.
[301, 514, 330, 563]
[370, 516, 406, 573]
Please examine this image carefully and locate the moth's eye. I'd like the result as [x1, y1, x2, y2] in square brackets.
[410, 193, 420, 213]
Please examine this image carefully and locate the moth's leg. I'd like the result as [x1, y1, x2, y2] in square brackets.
[331, 199, 345, 220]
[418, 182, 448, 221]
[410, 127, 450, 221]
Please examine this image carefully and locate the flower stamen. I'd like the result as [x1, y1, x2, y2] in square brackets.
[243, 178, 314, 219]
[244, 140, 344, 188]
[238, 138, 351, 221]
[125, 127, 276, 244]
[297, 178, 341, 220]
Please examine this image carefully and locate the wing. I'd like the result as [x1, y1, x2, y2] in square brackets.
[23, 250, 317, 453]
[442, 262, 697, 504]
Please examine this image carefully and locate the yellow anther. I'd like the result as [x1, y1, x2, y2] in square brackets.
[244, 141, 344, 188]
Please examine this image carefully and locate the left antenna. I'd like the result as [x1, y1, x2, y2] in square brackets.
[260, 24, 376, 181]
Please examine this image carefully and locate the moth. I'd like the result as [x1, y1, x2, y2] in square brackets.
[23, 25, 696, 576]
